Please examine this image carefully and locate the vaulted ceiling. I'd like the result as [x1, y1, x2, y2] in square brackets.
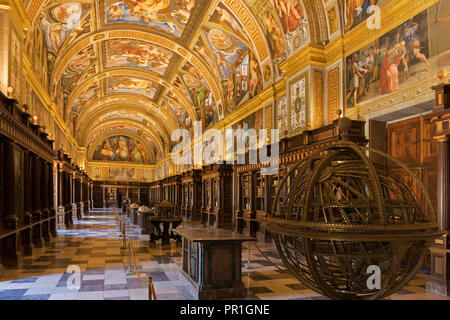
[25, 0, 334, 164]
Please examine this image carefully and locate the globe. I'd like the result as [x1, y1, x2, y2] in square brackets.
[264, 118, 443, 300]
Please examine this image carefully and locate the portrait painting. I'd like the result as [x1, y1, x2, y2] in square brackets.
[105, 0, 196, 37]
[276, 96, 288, 136]
[106, 39, 173, 75]
[288, 73, 308, 134]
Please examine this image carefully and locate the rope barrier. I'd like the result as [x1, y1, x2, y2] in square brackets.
[118, 216, 157, 300]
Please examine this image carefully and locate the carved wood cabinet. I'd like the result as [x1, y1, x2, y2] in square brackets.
[0, 92, 57, 267]
[201, 164, 233, 229]
[181, 169, 202, 221]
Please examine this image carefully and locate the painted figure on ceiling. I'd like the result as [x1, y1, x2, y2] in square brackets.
[273, 0, 303, 34]
[266, 10, 285, 59]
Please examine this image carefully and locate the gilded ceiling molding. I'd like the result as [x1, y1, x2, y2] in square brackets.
[77, 105, 174, 146]
[223, 0, 270, 63]
[66, 67, 197, 123]
[327, 66, 340, 124]
[50, 29, 222, 104]
[5, 0, 30, 38]
[302, 0, 317, 44]
[75, 94, 178, 131]
[85, 120, 165, 155]
[312, 0, 328, 44]
[313, 69, 324, 129]
[71, 89, 196, 132]
[25, 0, 45, 22]
[86, 128, 158, 164]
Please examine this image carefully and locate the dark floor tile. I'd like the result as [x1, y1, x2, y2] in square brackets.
[127, 278, 148, 289]
[11, 277, 39, 284]
[20, 294, 51, 300]
[251, 260, 273, 267]
[0, 289, 28, 300]
[249, 287, 273, 294]
[150, 272, 170, 282]
[248, 272, 271, 281]
[285, 283, 307, 290]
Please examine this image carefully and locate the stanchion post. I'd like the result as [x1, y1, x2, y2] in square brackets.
[122, 222, 127, 249]
[126, 240, 134, 276]
[244, 242, 252, 269]
[148, 275, 153, 300]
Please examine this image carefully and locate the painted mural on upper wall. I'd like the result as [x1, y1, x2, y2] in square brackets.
[345, 3, 450, 109]
[72, 82, 100, 113]
[176, 61, 218, 130]
[165, 95, 192, 131]
[105, 0, 196, 37]
[344, 0, 385, 32]
[92, 135, 150, 164]
[270, 0, 308, 55]
[244, 0, 287, 76]
[40, 3, 92, 85]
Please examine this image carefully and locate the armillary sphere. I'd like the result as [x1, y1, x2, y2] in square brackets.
[264, 117, 443, 300]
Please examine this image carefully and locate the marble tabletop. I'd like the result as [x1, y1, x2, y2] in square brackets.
[174, 228, 257, 242]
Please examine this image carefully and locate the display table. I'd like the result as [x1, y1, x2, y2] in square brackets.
[174, 228, 256, 300]
[148, 216, 183, 246]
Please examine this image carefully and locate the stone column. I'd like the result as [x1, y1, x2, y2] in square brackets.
[427, 83, 450, 296]
[31, 153, 43, 248]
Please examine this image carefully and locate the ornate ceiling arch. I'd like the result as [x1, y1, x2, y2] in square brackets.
[75, 94, 179, 129]
[24, 0, 330, 166]
[78, 106, 174, 148]
[87, 130, 158, 164]
[85, 120, 166, 160]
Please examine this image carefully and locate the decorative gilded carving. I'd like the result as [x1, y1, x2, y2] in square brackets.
[313, 69, 324, 128]
[327, 66, 339, 123]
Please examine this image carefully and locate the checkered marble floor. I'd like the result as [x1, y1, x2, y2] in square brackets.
[0, 208, 448, 300]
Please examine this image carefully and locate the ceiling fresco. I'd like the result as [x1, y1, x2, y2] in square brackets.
[24, 0, 330, 165]
[105, 0, 196, 37]
[105, 39, 173, 74]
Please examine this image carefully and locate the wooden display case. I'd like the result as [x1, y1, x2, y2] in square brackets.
[201, 164, 233, 229]
[181, 169, 202, 221]
[161, 175, 181, 216]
